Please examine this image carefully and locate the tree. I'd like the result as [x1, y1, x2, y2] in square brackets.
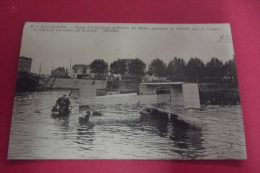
[129, 58, 146, 77]
[223, 55, 237, 84]
[167, 57, 186, 81]
[186, 57, 205, 82]
[90, 59, 108, 74]
[205, 57, 223, 81]
[110, 59, 127, 74]
[147, 58, 167, 77]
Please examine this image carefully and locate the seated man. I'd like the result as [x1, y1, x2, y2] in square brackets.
[54, 94, 71, 113]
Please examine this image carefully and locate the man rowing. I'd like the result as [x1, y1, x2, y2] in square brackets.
[52, 94, 71, 114]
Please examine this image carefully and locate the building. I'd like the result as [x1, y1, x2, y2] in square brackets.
[72, 64, 91, 79]
[18, 56, 32, 73]
[51, 67, 68, 78]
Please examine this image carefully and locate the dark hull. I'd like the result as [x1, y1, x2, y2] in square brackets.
[51, 111, 71, 116]
[51, 106, 71, 117]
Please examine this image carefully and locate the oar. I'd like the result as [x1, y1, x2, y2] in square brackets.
[69, 89, 74, 96]
[69, 80, 78, 96]
[35, 106, 54, 113]
[67, 95, 80, 104]
[66, 80, 80, 104]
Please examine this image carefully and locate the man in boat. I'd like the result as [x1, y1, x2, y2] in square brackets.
[53, 94, 71, 114]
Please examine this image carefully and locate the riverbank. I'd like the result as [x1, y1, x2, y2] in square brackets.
[34, 78, 240, 105]
[199, 83, 240, 105]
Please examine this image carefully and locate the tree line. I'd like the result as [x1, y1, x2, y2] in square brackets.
[90, 56, 237, 83]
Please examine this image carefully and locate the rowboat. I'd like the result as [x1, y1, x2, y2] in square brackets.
[51, 106, 71, 116]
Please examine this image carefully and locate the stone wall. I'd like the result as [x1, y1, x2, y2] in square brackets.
[45, 78, 107, 89]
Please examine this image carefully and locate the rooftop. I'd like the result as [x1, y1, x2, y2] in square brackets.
[72, 64, 90, 68]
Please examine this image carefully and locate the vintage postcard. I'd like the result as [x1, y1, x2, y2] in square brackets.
[8, 22, 246, 159]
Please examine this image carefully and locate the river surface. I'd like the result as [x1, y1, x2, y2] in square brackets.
[8, 91, 246, 159]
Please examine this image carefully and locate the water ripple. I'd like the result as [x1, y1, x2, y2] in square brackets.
[8, 91, 246, 159]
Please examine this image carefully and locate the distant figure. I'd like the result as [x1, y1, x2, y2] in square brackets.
[54, 94, 71, 114]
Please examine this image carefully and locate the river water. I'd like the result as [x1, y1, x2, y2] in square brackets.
[8, 91, 246, 159]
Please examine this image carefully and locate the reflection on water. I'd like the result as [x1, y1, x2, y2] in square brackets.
[170, 117, 204, 159]
[8, 91, 246, 159]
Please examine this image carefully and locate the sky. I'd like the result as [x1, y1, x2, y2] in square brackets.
[20, 23, 234, 74]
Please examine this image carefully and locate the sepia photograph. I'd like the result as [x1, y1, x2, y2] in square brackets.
[8, 22, 246, 159]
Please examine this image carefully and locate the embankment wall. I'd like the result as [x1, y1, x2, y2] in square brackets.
[45, 78, 139, 90]
[45, 78, 107, 89]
